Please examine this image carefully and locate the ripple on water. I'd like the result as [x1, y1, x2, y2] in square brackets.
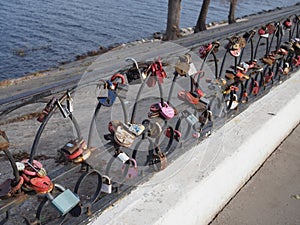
[0, 0, 298, 80]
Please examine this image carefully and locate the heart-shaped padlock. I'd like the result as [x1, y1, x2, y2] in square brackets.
[122, 158, 138, 179]
[22, 159, 47, 177]
[30, 176, 54, 194]
[159, 102, 175, 120]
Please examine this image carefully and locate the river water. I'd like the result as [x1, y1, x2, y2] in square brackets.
[0, 0, 299, 81]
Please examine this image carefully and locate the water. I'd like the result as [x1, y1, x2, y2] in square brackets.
[0, 0, 299, 81]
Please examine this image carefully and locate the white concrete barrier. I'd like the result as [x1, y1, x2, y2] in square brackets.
[89, 70, 300, 225]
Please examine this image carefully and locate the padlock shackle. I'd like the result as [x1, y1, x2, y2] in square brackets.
[125, 57, 143, 81]
[88, 92, 128, 148]
[128, 158, 137, 167]
[29, 91, 82, 164]
[130, 60, 165, 124]
[44, 183, 66, 201]
[102, 175, 111, 184]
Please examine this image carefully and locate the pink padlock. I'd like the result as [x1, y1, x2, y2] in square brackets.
[22, 159, 43, 177]
[122, 158, 138, 179]
[159, 102, 175, 120]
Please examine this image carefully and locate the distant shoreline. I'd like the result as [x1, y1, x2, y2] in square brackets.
[0, 5, 291, 88]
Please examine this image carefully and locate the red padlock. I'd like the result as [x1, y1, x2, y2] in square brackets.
[252, 81, 260, 95]
[22, 159, 43, 177]
[66, 148, 83, 160]
[29, 176, 54, 194]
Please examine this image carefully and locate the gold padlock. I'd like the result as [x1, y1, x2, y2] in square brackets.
[150, 147, 167, 171]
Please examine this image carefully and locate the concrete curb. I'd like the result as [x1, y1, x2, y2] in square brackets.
[89, 70, 300, 225]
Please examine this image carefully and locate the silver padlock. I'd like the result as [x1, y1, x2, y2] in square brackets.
[56, 100, 70, 118]
[46, 185, 80, 216]
[186, 113, 198, 126]
[67, 98, 73, 113]
[188, 62, 197, 76]
[199, 97, 210, 106]
[101, 175, 112, 194]
[117, 152, 130, 164]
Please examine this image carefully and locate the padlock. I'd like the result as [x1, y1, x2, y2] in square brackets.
[46, 187, 80, 216]
[226, 94, 239, 110]
[252, 81, 260, 95]
[150, 103, 160, 112]
[230, 48, 241, 57]
[101, 175, 112, 194]
[153, 60, 166, 83]
[117, 152, 130, 164]
[199, 110, 213, 126]
[98, 82, 117, 107]
[264, 70, 274, 84]
[122, 158, 138, 179]
[175, 55, 190, 76]
[146, 75, 157, 87]
[150, 147, 167, 171]
[124, 123, 145, 136]
[159, 102, 175, 120]
[72, 148, 93, 163]
[37, 97, 56, 123]
[16, 162, 25, 171]
[114, 125, 135, 148]
[188, 62, 197, 76]
[61, 139, 83, 155]
[56, 100, 70, 118]
[148, 121, 162, 138]
[185, 112, 198, 126]
[164, 127, 181, 142]
[148, 111, 161, 119]
[66, 148, 83, 161]
[67, 93, 73, 113]
[111, 73, 126, 85]
[22, 159, 47, 177]
[199, 97, 210, 106]
[29, 176, 54, 194]
[0, 130, 9, 150]
[150, 152, 167, 171]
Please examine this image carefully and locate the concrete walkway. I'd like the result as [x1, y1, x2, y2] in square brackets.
[210, 123, 300, 225]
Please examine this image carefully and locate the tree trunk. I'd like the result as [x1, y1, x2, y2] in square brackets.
[194, 0, 211, 33]
[228, 0, 237, 24]
[164, 0, 181, 41]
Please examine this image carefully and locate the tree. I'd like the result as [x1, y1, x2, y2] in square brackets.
[194, 0, 211, 33]
[228, 0, 237, 24]
[164, 0, 182, 41]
